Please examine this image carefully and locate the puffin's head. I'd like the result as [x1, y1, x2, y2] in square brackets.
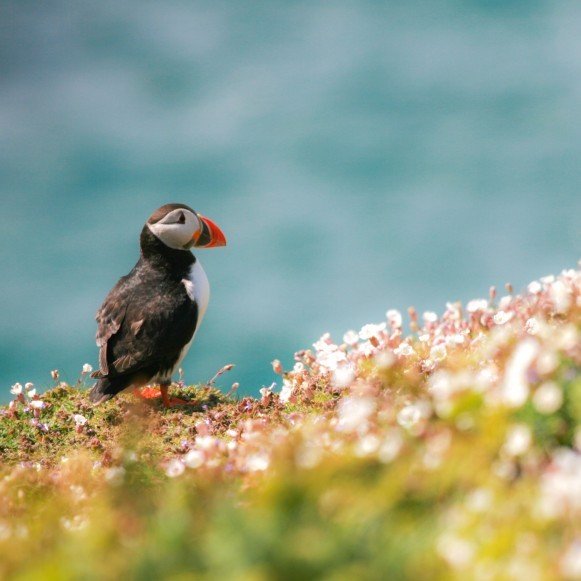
[146, 203, 227, 251]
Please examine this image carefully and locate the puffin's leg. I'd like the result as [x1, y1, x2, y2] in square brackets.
[160, 383, 172, 408]
[160, 383, 197, 407]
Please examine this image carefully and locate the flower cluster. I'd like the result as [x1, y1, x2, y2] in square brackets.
[8, 382, 46, 417]
[1, 264, 579, 579]
[154, 264, 580, 575]
[158, 266, 579, 474]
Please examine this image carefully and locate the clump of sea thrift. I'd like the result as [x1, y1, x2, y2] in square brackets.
[156, 264, 580, 499]
[0, 262, 579, 579]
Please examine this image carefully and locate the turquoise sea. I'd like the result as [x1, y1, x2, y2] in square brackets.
[1, 1, 580, 401]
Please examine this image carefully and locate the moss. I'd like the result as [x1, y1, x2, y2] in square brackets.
[0, 383, 230, 468]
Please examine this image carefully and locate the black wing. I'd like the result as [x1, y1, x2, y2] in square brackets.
[93, 273, 198, 380]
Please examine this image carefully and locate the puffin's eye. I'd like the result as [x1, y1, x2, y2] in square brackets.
[177, 212, 186, 224]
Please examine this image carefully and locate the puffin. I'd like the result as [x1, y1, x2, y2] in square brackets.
[89, 203, 226, 407]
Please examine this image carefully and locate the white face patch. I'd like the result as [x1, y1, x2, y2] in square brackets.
[147, 209, 201, 250]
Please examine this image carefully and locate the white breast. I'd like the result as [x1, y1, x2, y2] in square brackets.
[182, 259, 211, 336]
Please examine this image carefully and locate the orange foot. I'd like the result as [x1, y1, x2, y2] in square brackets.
[136, 387, 162, 400]
[133, 386, 196, 408]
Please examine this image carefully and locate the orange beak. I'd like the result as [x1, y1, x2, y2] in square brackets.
[192, 214, 227, 248]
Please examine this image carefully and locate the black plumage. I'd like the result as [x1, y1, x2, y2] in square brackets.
[89, 209, 199, 404]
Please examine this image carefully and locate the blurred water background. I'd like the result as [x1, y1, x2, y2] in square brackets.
[1, 1, 580, 401]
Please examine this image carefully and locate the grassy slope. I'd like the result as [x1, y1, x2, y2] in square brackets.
[0, 267, 580, 580]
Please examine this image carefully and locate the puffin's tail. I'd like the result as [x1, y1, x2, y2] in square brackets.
[89, 376, 129, 405]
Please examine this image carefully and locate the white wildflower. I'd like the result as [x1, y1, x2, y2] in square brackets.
[550, 280, 571, 313]
[493, 310, 514, 325]
[359, 323, 386, 340]
[475, 365, 498, 390]
[525, 317, 539, 335]
[279, 379, 294, 403]
[69, 485, 87, 502]
[536, 350, 558, 375]
[466, 299, 488, 313]
[465, 488, 493, 513]
[26, 388, 36, 398]
[533, 382, 563, 414]
[295, 443, 322, 469]
[82, 363, 93, 374]
[244, 453, 269, 472]
[29, 400, 45, 409]
[429, 371, 455, 400]
[437, 534, 475, 569]
[375, 351, 395, 369]
[165, 459, 185, 478]
[501, 339, 539, 407]
[358, 341, 376, 357]
[337, 396, 375, 432]
[355, 434, 380, 457]
[195, 436, 217, 451]
[104, 466, 125, 484]
[422, 358, 435, 372]
[397, 404, 421, 429]
[449, 333, 465, 345]
[317, 347, 347, 371]
[430, 343, 447, 362]
[422, 311, 438, 324]
[503, 424, 532, 456]
[556, 324, 579, 351]
[342, 330, 359, 346]
[183, 450, 205, 469]
[499, 295, 513, 310]
[10, 383, 22, 395]
[378, 430, 404, 463]
[332, 365, 355, 389]
[527, 281, 542, 294]
[445, 302, 462, 320]
[313, 333, 332, 352]
[538, 449, 581, 519]
[73, 414, 88, 427]
[394, 342, 415, 357]
[386, 309, 402, 328]
[293, 362, 305, 373]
